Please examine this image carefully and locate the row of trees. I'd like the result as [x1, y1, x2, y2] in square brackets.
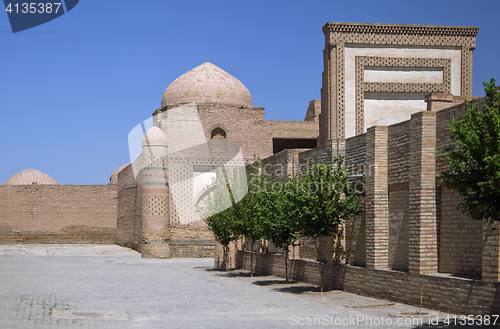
[198, 157, 361, 291]
[198, 78, 500, 293]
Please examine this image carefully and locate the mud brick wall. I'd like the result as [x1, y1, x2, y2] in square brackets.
[0, 184, 116, 244]
[116, 164, 142, 252]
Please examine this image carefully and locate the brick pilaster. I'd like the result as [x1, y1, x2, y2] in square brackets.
[365, 126, 389, 269]
[409, 111, 438, 274]
[482, 222, 500, 282]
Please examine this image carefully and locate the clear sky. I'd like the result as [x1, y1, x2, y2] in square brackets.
[1, 0, 499, 185]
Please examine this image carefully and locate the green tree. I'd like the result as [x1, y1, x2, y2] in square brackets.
[198, 168, 244, 270]
[260, 187, 301, 283]
[287, 158, 361, 292]
[233, 162, 267, 277]
[440, 79, 500, 223]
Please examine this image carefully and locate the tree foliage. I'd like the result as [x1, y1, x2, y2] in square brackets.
[200, 156, 362, 288]
[440, 79, 500, 223]
[259, 175, 301, 283]
[284, 157, 361, 291]
[232, 162, 267, 277]
[197, 168, 243, 270]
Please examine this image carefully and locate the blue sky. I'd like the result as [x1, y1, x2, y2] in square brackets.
[1, 0, 499, 185]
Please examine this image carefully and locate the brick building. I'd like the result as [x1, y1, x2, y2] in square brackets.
[1, 22, 498, 315]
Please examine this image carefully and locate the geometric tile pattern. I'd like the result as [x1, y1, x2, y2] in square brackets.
[355, 56, 451, 134]
[322, 22, 479, 139]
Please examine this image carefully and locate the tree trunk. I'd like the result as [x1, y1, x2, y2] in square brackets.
[222, 244, 229, 270]
[285, 247, 289, 283]
[314, 238, 324, 292]
[250, 239, 254, 277]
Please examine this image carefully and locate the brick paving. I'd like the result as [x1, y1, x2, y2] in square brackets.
[0, 244, 463, 329]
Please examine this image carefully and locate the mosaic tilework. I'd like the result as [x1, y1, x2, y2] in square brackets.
[322, 22, 478, 139]
[166, 156, 246, 225]
[354, 57, 451, 135]
[336, 44, 345, 139]
[143, 195, 168, 216]
[323, 23, 478, 49]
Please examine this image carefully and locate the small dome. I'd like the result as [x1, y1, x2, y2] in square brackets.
[161, 62, 253, 108]
[142, 127, 168, 148]
[109, 163, 130, 185]
[4, 169, 57, 185]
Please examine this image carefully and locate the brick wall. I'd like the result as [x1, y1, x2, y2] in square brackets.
[261, 149, 305, 181]
[237, 251, 500, 315]
[116, 164, 142, 251]
[438, 186, 482, 277]
[116, 164, 215, 258]
[0, 184, 116, 244]
[434, 100, 486, 277]
[231, 100, 500, 314]
[266, 120, 319, 139]
[344, 134, 366, 267]
[170, 225, 214, 258]
[387, 121, 411, 271]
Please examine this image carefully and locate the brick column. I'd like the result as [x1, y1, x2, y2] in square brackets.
[138, 128, 171, 259]
[409, 111, 438, 275]
[140, 183, 171, 259]
[365, 126, 389, 269]
[482, 222, 500, 282]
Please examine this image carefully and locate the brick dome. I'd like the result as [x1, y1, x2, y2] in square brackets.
[4, 169, 57, 185]
[161, 62, 253, 108]
[109, 163, 130, 185]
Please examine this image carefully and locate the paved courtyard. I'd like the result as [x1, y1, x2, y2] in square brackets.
[0, 244, 472, 328]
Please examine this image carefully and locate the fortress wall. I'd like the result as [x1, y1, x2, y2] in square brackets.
[0, 184, 116, 244]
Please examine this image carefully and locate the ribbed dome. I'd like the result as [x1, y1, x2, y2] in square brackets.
[4, 169, 57, 185]
[161, 62, 253, 108]
[142, 127, 168, 148]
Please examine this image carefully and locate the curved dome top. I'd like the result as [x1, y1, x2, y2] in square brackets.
[142, 126, 168, 148]
[161, 62, 253, 108]
[109, 163, 130, 185]
[4, 169, 57, 185]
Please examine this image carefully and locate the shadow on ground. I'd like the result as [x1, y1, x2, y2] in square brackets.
[272, 285, 341, 294]
[252, 279, 297, 286]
